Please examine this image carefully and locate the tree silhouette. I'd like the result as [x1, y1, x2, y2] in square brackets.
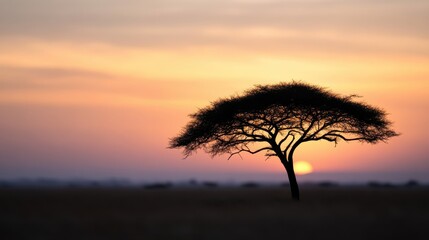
[169, 82, 399, 200]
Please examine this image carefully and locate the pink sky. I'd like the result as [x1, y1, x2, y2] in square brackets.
[0, 0, 428, 182]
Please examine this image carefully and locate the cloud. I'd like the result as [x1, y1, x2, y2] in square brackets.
[0, 65, 239, 107]
[0, 65, 113, 89]
[1, 0, 428, 57]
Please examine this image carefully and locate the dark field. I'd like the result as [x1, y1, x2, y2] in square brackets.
[2, 187, 429, 240]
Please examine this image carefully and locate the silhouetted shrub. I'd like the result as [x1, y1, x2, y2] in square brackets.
[367, 181, 395, 188]
[202, 181, 218, 188]
[144, 182, 172, 190]
[318, 181, 339, 187]
[241, 182, 259, 188]
[188, 179, 198, 186]
[404, 180, 420, 187]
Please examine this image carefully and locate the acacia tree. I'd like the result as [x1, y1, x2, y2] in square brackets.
[169, 82, 398, 200]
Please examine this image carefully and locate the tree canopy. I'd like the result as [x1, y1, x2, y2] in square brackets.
[170, 82, 397, 158]
[169, 82, 399, 200]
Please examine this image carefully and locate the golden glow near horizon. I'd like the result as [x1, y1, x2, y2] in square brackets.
[0, 0, 428, 180]
[294, 162, 314, 175]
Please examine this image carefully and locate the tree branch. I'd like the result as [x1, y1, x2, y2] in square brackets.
[228, 146, 274, 160]
[283, 134, 296, 157]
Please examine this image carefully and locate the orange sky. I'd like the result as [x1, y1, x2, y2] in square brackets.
[0, 0, 428, 182]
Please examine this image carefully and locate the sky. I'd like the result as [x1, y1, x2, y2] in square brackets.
[0, 0, 428, 183]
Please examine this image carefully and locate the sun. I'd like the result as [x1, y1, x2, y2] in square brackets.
[294, 161, 314, 175]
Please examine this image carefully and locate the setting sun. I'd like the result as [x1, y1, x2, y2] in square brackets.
[294, 161, 314, 175]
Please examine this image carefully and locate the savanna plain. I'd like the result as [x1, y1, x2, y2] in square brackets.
[2, 186, 429, 240]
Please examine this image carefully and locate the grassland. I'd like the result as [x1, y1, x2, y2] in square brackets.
[2, 186, 429, 240]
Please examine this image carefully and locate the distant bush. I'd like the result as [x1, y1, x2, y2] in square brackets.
[318, 181, 339, 187]
[241, 182, 259, 188]
[144, 183, 172, 190]
[202, 181, 218, 188]
[188, 179, 198, 186]
[404, 180, 420, 187]
[367, 181, 395, 188]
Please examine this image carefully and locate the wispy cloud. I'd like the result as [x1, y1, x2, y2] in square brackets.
[1, 0, 428, 57]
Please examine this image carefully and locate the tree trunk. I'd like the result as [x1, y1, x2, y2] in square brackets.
[284, 163, 300, 201]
